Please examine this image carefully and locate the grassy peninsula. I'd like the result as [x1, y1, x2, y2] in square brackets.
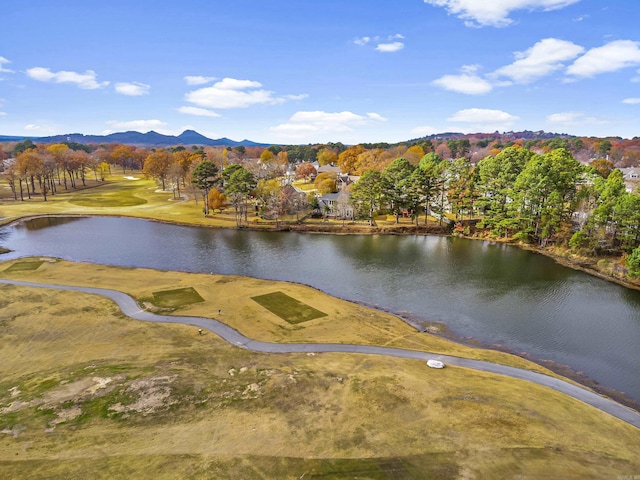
[1, 258, 639, 479]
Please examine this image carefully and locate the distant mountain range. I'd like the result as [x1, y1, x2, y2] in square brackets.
[1, 128, 598, 149]
[0, 130, 269, 148]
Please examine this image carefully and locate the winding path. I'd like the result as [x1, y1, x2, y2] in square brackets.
[2, 278, 640, 429]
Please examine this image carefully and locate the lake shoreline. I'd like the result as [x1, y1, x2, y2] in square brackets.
[2, 213, 640, 410]
[365, 299, 640, 413]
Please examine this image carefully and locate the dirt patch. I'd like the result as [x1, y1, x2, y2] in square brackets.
[49, 406, 83, 426]
[109, 376, 177, 416]
[42, 376, 118, 406]
[1, 425, 26, 438]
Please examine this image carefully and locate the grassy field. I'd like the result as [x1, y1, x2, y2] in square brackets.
[0, 172, 432, 230]
[1, 260, 640, 478]
[0, 174, 239, 229]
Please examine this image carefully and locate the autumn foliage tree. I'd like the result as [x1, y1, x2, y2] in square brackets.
[295, 162, 316, 182]
[46, 143, 70, 190]
[14, 149, 53, 201]
[143, 150, 173, 190]
[314, 172, 337, 195]
[207, 188, 228, 212]
[110, 145, 136, 173]
[316, 148, 338, 166]
[402, 145, 425, 165]
[338, 145, 366, 174]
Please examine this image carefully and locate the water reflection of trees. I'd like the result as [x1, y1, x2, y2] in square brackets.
[331, 235, 425, 269]
[19, 216, 85, 231]
[622, 287, 640, 311]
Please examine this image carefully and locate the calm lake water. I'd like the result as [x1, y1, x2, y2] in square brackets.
[2, 216, 640, 403]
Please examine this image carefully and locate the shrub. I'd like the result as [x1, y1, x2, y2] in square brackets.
[569, 230, 590, 252]
[626, 247, 640, 278]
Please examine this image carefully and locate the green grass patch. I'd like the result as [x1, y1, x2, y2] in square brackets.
[152, 287, 205, 308]
[251, 291, 327, 324]
[4, 260, 44, 272]
[292, 182, 317, 192]
[69, 185, 148, 207]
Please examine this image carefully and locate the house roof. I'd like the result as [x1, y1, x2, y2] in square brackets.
[318, 193, 340, 201]
[620, 167, 640, 179]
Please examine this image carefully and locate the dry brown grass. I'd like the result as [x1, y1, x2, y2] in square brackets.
[2, 258, 560, 371]
[1, 260, 640, 478]
[0, 288, 637, 478]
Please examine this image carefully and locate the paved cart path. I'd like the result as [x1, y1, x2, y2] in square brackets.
[2, 278, 639, 429]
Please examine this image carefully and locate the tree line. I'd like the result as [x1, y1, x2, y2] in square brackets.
[348, 146, 640, 277]
[3, 138, 640, 277]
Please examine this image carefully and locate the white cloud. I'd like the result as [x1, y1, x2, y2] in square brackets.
[114, 82, 150, 96]
[269, 110, 387, 140]
[431, 73, 493, 94]
[354, 36, 371, 46]
[492, 38, 584, 83]
[0, 112, 6, 117]
[423, 0, 580, 27]
[461, 64, 480, 73]
[546, 111, 607, 126]
[433, 39, 584, 95]
[24, 123, 56, 133]
[376, 42, 404, 53]
[214, 78, 262, 90]
[185, 77, 301, 110]
[366, 112, 387, 122]
[0, 56, 14, 73]
[177, 106, 221, 117]
[355, 34, 405, 53]
[567, 40, 640, 78]
[446, 108, 519, 131]
[623, 98, 640, 104]
[184, 75, 217, 85]
[284, 93, 309, 101]
[25, 67, 109, 89]
[105, 119, 167, 131]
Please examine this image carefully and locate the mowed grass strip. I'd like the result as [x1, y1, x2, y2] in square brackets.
[252, 291, 327, 324]
[152, 287, 205, 308]
[4, 261, 45, 272]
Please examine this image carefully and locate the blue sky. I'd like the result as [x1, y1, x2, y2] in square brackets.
[1, 0, 640, 144]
